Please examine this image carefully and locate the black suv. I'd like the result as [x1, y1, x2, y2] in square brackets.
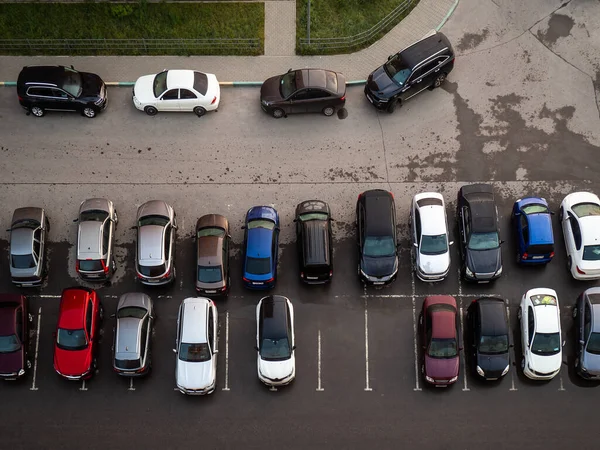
[17, 65, 107, 118]
[457, 184, 503, 282]
[294, 200, 333, 284]
[356, 190, 399, 286]
[467, 297, 511, 380]
[364, 31, 455, 113]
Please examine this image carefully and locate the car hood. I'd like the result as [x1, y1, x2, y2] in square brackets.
[0, 350, 24, 374]
[54, 346, 92, 377]
[418, 252, 450, 275]
[476, 352, 510, 375]
[582, 350, 600, 375]
[258, 356, 294, 380]
[134, 74, 158, 104]
[80, 72, 104, 99]
[466, 247, 502, 275]
[366, 66, 399, 98]
[260, 75, 284, 103]
[424, 354, 459, 379]
[529, 351, 561, 374]
[176, 359, 215, 390]
[361, 255, 397, 278]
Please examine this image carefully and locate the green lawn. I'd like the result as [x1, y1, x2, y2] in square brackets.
[297, 0, 418, 54]
[0, 2, 264, 55]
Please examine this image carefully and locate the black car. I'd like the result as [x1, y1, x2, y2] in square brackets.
[364, 31, 455, 113]
[260, 68, 346, 118]
[17, 65, 107, 118]
[356, 190, 399, 286]
[457, 184, 503, 282]
[294, 200, 333, 284]
[467, 297, 510, 380]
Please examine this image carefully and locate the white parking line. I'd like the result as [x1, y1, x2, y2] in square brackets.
[411, 272, 421, 391]
[505, 304, 518, 391]
[37, 294, 60, 299]
[459, 303, 470, 392]
[559, 375, 566, 391]
[222, 311, 230, 391]
[79, 380, 87, 391]
[354, 293, 502, 299]
[30, 307, 42, 391]
[364, 294, 372, 392]
[128, 378, 135, 391]
[316, 329, 324, 392]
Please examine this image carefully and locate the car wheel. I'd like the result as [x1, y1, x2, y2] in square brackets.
[144, 106, 158, 116]
[83, 107, 97, 118]
[386, 99, 399, 114]
[27, 360, 32, 369]
[322, 106, 335, 117]
[572, 306, 578, 319]
[30, 106, 45, 117]
[517, 307, 522, 321]
[272, 108, 285, 119]
[193, 106, 206, 117]
[431, 73, 446, 89]
[575, 357, 580, 369]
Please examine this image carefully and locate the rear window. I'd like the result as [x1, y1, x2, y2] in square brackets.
[193, 72, 209, 96]
[526, 244, 554, 255]
[115, 358, 141, 370]
[303, 264, 330, 275]
[78, 259, 103, 272]
[139, 264, 166, 277]
[179, 343, 210, 362]
[198, 265, 223, 283]
[246, 256, 271, 275]
[12, 254, 35, 269]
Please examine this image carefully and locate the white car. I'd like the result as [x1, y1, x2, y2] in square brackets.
[410, 192, 452, 281]
[133, 69, 220, 117]
[256, 295, 295, 387]
[174, 297, 218, 395]
[560, 192, 600, 280]
[518, 288, 562, 380]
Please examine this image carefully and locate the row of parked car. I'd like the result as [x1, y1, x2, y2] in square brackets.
[6, 187, 600, 292]
[15, 31, 456, 119]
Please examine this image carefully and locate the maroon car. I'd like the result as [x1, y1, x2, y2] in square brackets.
[0, 294, 30, 380]
[420, 295, 460, 386]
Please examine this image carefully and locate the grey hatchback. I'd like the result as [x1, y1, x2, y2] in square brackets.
[8, 207, 48, 287]
[75, 198, 118, 281]
[196, 214, 230, 297]
[112, 293, 154, 376]
[573, 287, 600, 379]
[135, 200, 177, 285]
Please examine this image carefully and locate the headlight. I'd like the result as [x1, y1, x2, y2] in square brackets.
[94, 98, 104, 105]
[581, 365, 588, 373]
[465, 266, 474, 277]
[495, 266, 503, 276]
[360, 269, 369, 279]
[18, 369, 25, 376]
[261, 99, 269, 106]
[449, 376, 458, 383]
[425, 375, 435, 383]
[476, 366, 485, 377]
[501, 365, 510, 376]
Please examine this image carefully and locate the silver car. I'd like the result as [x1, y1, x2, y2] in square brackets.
[135, 200, 177, 285]
[112, 293, 154, 376]
[75, 198, 118, 281]
[8, 207, 48, 287]
[574, 287, 600, 379]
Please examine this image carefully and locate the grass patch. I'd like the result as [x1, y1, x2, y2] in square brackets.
[0, 2, 264, 55]
[297, 0, 418, 55]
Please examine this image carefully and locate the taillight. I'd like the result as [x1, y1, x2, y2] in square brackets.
[577, 266, 586, 275]
[550, 252, 555, 258]
[100, 260, 109, 274]
[76, 260, 80, 272]
[18, 96, 23, 101]
[300, 272, 304, 278]
[137, 273, 144, 279]
[329, 270, 333, 277]
[219, 285, 227, 292]
[390, 192, 395, 200]
[243, 277, 250, 283]
[211, 96, 217, 105]
[265, 277, 274, 284]
[162, 269, 171, 279]
[522, 253, 528, 260]
[358, 193, 362, 200]
[340, 95, 346, 101]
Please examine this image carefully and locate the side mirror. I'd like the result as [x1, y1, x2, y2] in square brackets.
[329, 217, 335, 222]
[579, 340, 584, 345]
[172, 348, 177, 353]
[52, 332, 57, 338]
[241, 225, 246, 230]
[550, 211, 556, 215]
[562, 340, 566, 347]
[213, 350, 219, 355]
[73, 218, 79, 223]
[459, 346, 464, 351]
[292, 345, 297, 350]
[499, 240, 505, 245]
[287, 68, 293, 73]
[129, 226, 137, 230]
[387, 55, 393, 61]
[254, 346, 259, 351]
[5, 228, 10, 232]
[110, 313, 116, 319]
[449, 241, 454, 246]
[293, 219, 298, 223]
[227, 234, 232, 239]
[70, 64, 74, 69]
[413, 243, 418, 248]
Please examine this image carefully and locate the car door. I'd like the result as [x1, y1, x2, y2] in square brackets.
[423, 306, 432, 363]
[524, 306, 535, 363]
[460, 206, 470, 259]
[289, 89, 311, 113]
[583, 302, 592, 360]
[357, 204, 365, 259]
[140, 315, 149, 366]
[178, 88, 200, 112]
[207, 306, 216, 376]
[399, 66, 430, 102]
[164, 225, 172, 270]
[272, 225, 280, 277]
[306, 88, 333, 113]
[158, 89, 181, 111]
[295, 218, 304, 269]
[102, 220, 110, 262]
[15, 307, 24, 360]
[26, 87, 53, 109]
[85, 300, 94, 355]
[470, 304, 479, 361]
[570, 216, 583, 263]
[222, 237, 230, 283]
[50, 88, 76, 111]
[520, 215, 529, 256]
[562, 211, 575, 258]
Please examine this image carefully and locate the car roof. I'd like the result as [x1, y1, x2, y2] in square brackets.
[580, 216, 600, 245]
[461, 184, 496, 232]
[534, 304, 560, 333]
[426, 296, 456, 339]
[260, 296, 290, 339]
[400, 32, 453, 68]
[58, 288, 91, 328]
[302, 220, 330, 266]
[418, 203, 446, 236]
[477, 298, 508, 336]
[196, 214, 228, 231]
[78, 221, 103, 258]
[115, 317, 143, 357]
[361, 190, 395, 236]
[138, 225, 164, 264]
[296, 69, 339, 93]
[247, 228, 273, 258]
[526, 213, 554, 245]
[198, 235, 223, 266]
[10, 228, 34, 255]
[18, 65, 71, 86]
[181, 298, 209, 343]
[166, 70, 195, 90]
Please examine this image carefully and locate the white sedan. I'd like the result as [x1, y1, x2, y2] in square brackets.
[518, 288, 562, 380]
[560, 192, 600, 280]
[133, 69, 220, 117]
[410, 192, 452, 281]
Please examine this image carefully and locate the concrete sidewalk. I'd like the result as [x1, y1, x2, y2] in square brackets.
[0, 0, 458, 83]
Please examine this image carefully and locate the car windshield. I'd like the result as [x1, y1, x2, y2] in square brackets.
[246, 257, 271, 275]
[384, 55, 412, 86]
[138, 215, 169, 227]
[61, 67, 82, 97]
[248, 219, 275, 230]
[80, 210, 109, 222]
[468, 232, 500, 250]
[153, 71, 168, 98]
[138, 264, 166, 278]
[78, 259, 103, 272]
[522, 204, 549, 215]
[12, 254, 35, 269]
[279, 71, 297, 99]
[117, 306, 147, 319]
[0, 334, 20, 353]
[583, 245, 600, 261]
[198, 265, 223, 283]
[479, 335, 509, 354]
[179, 342, 211, 362]
[363, 235, 396, 257]
[260, 337, 291, 361]
[420, 234, 448, 255]
[428, 338, 458, 358]
[299, 212, 328, 222]
[197, 227, 225, 238]
[587, 332, 600, 355]
[531, 332, 560, 356]
[572, 203, 600, 218]
[57, 328, 88, 351]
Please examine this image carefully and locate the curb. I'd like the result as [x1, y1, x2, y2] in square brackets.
[436, 0, 459, 31]
[1, 80, 367, 87]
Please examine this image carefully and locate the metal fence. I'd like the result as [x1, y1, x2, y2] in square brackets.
[299, 0, 417, 52]
[0, 38, 262, 55]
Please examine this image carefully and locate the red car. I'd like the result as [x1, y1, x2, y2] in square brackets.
[0, 294, 30, 380]
[53, 287, 103, 380]
[420, 295, 460, 386]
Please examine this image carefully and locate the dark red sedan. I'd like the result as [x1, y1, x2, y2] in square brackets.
[0, 294, 30, 380]
[420, 295, 460, 386]
[53, 287, 103, 380]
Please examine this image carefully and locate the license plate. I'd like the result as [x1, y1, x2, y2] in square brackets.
[532, 256, 544, 260]
[252, 282, 263, 286]
[205, 290, 217, 294]
[86, 274, 100, 278]
[306, 276, 318, 280]
[434, 384, 447, 388]
[477, 280, 490, 284]
[373, 281, 384, 285]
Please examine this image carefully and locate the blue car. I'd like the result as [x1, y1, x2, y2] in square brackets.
[242, 206, 279, 289]
[512, 197, 555, 264]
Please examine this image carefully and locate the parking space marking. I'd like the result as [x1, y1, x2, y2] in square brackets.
[222, 311, 230, 391]
[559, 375, 566, 391]
[357, 294, 502, 299]
[128, 378, 135, 391]
[30, 307, 42, 391]
[505, 303, 518, 391]
[79, 380, 87, 391]
[411, 272, 422, 391]
[364, 291, 372, 392]
[459, 300, 470, 392]
[316, 328, 324, 392]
